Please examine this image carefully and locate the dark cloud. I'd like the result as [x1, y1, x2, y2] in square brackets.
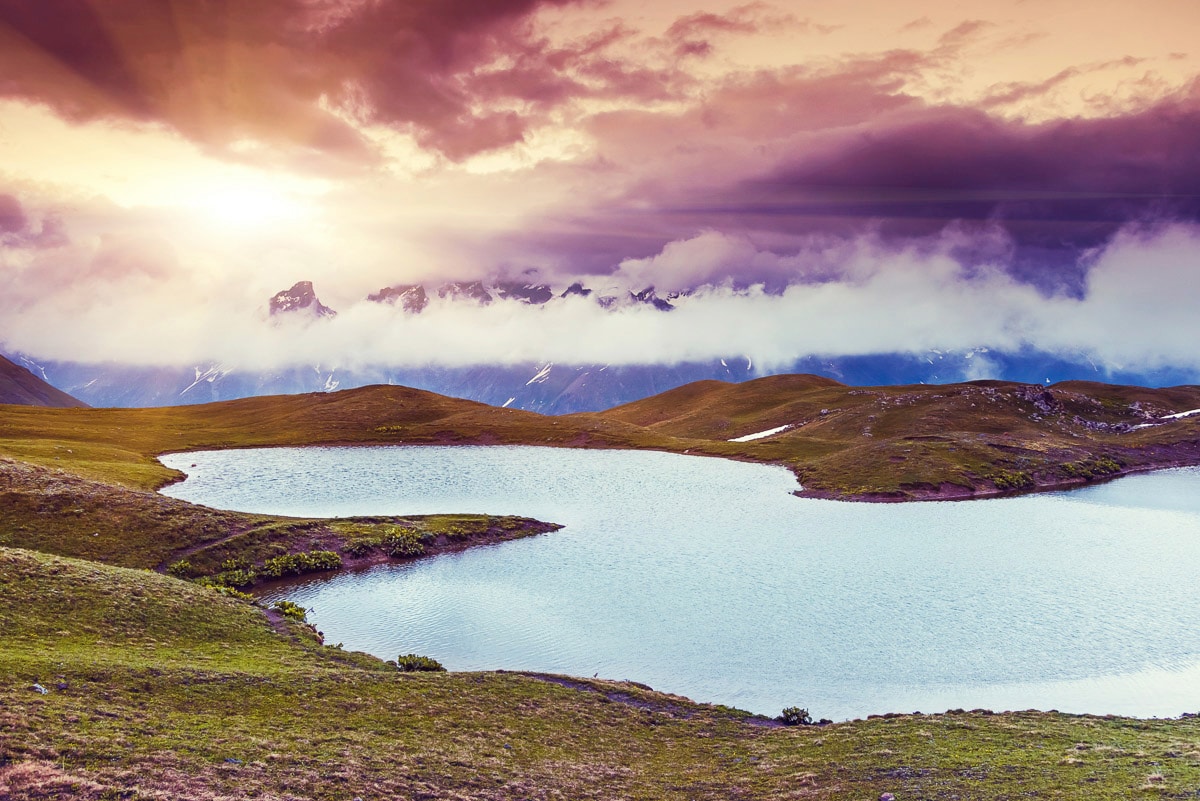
[0, 194, 27, 233]
[732, 93, 1200, 242]
[0, 0, 604, 161]
[490, 71, 1200, 294]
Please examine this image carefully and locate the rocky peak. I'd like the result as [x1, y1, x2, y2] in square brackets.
[269, 281, 336, 318]
[495, 282, 553, 305]
[437, 281, 493, 305]
[631, 287, 675, 312]
[560, 282, 592, 298]
[367, 284, 429, 313]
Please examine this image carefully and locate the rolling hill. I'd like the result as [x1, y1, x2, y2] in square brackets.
[1, 373, 1198, 501]
[5, 375, 1200, 798]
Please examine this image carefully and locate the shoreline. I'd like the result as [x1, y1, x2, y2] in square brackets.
[160, 435, 1200, 506]
[794, 453, 1200, 503]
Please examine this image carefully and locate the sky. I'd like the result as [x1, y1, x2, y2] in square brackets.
[1, 0, 1199, 375]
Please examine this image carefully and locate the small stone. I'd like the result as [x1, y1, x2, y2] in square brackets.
[880, 794, 896, 801]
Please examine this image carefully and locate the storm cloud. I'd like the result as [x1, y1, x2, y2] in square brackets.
[1, 1, 1198, 382]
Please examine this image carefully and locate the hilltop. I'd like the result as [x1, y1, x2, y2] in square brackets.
[590, 374, 1200, 500]
[0, 354, 86, 409]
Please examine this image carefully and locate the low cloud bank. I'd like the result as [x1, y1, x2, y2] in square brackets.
[2, 222, 1199, 378]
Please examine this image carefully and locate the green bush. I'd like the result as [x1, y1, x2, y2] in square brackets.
[991, 471, 1032, 491]
[166, 559, 193, 578]
[259, 550, 342, 578]
[777, 707, 812, 726]
[271, 600, 308, 622]
[396, 653, 446, 672]
[341, 539, 377, 557]
[211, 568, 257, 588]
[211, 585, 257, 602]
[382, 528, 426, 558]
[221, 556, 251, 571]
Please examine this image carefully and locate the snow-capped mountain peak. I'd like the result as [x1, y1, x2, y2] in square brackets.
[269, 281, 336, 318]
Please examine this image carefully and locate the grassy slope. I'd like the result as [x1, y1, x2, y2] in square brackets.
[6, 546, 1200, 800]
[5, 377, 1200, 796]
[0, 384, 676, 491]
[593, 374, 1200, 499]
[3, 375, 1200, 501]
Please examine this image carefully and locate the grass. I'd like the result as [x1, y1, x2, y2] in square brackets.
[2, 375, 1199, 500]
[593, 375, 1200, 499]
[0, 456, 558, 585]
[4, 375, 1200, 796]
[6, 546, 1200, 799]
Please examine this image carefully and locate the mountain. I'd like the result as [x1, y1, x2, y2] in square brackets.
[14, 278, 1199, 413]
[0, 354, 86, 407]
[269, 281, 336, 318]
[367, 283, 429, 312]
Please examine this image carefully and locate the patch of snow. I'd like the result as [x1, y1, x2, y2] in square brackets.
[19, 357, 49, 380]
[526, 363, 553, 385]
[729, 424, 792, 442]
[502, 397, 516, 408]
[1162, 408, 1200, 420]
[745, 355, 753, 371]
[323, 374, 339, 392]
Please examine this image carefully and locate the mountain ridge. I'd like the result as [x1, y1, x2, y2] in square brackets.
[0, 354, 87, 408]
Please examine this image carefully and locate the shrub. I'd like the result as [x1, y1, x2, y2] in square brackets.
[211, 585, 257, 602]
[341, 539, 377, 557]
[271, 600, 308, 622]
[382, 528, 425, 558]
[221, 556, 251, 571]
[211, 568, 257, 588]
[166, 559, 193, 578]
[777, 707, 812, 726]
[991, 471, 1032, 491]
[396, 653, 446, 672]
[259, 550, 342, 578]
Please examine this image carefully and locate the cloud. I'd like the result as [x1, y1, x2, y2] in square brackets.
[506, 81, 1200, 293]
[0, 0, 612, 162]
[4, 220, 1200, 380]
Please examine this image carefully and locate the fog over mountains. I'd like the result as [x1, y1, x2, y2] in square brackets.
[11, 269, 1194, 414]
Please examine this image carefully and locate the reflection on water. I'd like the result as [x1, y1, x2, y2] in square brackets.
[161, 446, 1200, 720]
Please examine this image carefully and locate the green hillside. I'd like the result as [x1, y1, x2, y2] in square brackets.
[4, 376, 1200, 797]
[7, 546, 1200, 799]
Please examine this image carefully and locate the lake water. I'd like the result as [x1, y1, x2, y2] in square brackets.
[159, 446, 1200, 721]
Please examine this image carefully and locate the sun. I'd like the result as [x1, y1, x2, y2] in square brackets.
[189, 178, 307, 227]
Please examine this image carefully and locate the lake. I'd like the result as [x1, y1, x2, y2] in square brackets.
[159, 445, 1200, 721]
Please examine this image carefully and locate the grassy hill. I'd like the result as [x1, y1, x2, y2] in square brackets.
[7, 546, 1200, 799]
[5, 376, 1200, 796]
[591, 375, 1200, 500]
[3, 375, 1199, 501]
[0, 355, 86, 409]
